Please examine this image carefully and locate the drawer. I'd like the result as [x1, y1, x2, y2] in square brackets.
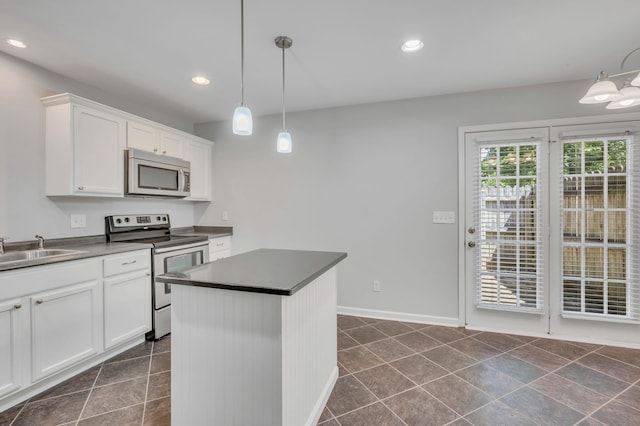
[209, 236, 231, 253]
[103, 250, 150, 277]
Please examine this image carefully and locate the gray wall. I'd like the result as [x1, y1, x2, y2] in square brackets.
[0, 52, 197, 241]
[194, 79, 621, 320]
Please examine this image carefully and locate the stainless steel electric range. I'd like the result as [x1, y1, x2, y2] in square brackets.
[105, 214, 209, 340]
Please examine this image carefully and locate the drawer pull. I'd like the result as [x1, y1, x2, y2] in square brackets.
[77, 186, 84, 190]
[121, 260, 137, 266]
[35, 299, 44, 305]
[14, 303, 22, 310]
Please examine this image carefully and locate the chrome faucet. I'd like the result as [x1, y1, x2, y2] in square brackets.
[0, 237, 4, 255]
[35, 235, 45, 250]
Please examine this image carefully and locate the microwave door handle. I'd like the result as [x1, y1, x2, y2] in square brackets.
[179, 169, 185, 192]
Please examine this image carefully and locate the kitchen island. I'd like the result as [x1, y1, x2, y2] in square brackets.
[157, 248, 347, 426]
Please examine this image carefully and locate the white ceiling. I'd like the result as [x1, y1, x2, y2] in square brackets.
[2, 0, 640, 124]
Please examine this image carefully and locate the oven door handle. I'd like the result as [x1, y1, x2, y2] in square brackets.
[153, 241, 209, 254]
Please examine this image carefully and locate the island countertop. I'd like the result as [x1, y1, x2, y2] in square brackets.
[156, 248, 347, 296]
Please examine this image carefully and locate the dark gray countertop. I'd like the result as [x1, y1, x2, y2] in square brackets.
[0, 235, 151, 272]
[157, 248, 347, 296]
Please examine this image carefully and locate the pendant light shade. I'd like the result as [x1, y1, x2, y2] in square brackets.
[232, 0, 252, 135]
[275, 36, 293, 153]
[277, 131, 292, 153]
[606, 84, 640, 109]
[579, 75, 622, 104]
[232, 106, 253, 135]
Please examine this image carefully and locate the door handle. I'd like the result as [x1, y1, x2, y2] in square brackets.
[467, 241, 476, 248]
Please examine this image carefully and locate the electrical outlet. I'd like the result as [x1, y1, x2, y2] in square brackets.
[222, 210, 229, 221]
[433, 211, 455, 224]
[70, 214, 86, 228]
[373, 280, 381, 292]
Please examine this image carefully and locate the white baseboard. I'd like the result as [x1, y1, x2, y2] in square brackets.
[465, 324, 640, 350]
[306, 366, 338, 426]
[338, 306, 459, 327]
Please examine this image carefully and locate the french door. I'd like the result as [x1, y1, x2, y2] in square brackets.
[464, 121, 640, 344]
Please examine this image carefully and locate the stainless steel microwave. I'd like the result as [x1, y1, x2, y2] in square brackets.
[125, 148, 191, 198]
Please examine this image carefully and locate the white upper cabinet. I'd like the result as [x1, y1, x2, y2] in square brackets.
[42, 93, 214, 200]
[43, 95, 126, 197]
[127, 120, 185, 159]
[159, 131, 186, 159]
[185, 138, 212, 201]
[126, 120, 160, 153]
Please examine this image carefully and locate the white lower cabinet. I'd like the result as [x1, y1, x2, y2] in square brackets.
[31, 280, 102, 382]
[0, 249, 152, 410]
[103, 251, 151, 349]
[209, 236, 232, 260]
[0, 298, 28, 398]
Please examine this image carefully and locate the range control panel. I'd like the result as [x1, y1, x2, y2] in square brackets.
[109, 214, 170, 228]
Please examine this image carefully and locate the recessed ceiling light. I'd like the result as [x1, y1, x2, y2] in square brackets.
[401, 39, 423, 53]
[7, 39, 27, 48]
[191, 75, 210, 86]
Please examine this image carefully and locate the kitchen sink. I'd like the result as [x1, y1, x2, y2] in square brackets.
[0, 249, 88, 265]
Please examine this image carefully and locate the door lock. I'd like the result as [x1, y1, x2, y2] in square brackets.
[468, 227, 476, 234]
[467, 241, 476, 248]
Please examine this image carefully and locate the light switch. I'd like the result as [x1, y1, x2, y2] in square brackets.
[222, 210, 229, 221]
[433, 211, 455, 224]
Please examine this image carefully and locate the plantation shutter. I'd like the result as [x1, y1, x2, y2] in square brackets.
[469, 129, 548, 313]
[554, 122, 640, 321]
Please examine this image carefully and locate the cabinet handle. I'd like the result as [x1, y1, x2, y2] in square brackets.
[77, 186, 84, 190]
[146, 273, 151, 276]
[162, 150, 167, 154]
[153, 148, 158, 152]
[121, 260, 137, 265]
[14, 303, 22, 309]
[35, 299, 44, 305]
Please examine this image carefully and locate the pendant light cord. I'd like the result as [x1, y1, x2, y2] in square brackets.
[240, 0, 245, 107]
[281, 43, 286, 130]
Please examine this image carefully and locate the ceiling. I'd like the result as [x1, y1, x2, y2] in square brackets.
[2, 0, 640, 124]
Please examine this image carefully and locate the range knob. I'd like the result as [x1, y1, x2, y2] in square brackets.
[115, 218, 122, 224]
[156, 216, 162, 221]
[163, 217, 168, 222]
[124, 217, 130, 223]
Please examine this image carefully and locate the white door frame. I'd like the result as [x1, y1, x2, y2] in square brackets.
[458, 112, 640, 336]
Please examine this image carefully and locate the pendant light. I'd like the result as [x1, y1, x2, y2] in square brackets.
[232, 0, 252, 135]
[275, 36, 292, 153]
[579, 47, 640, 109]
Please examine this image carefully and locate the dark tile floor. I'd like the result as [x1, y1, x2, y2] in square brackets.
[2, 316, 640, 425]
[0, 336, 171, 426]
[320, 315, 640, 426]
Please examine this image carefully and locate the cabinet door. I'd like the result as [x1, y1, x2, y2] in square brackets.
[127, 120, 160, 153]
[104, 270, 151, 349]
[0, 299, 28, 398]
[209, 237, 231, 260]
[31, 280, 102, 382]
[73, 106, 125, 196]
[160, 131, 185, 159]
[185, 139, 212, 201]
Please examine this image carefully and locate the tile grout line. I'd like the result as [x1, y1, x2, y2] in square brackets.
[140, 340, 155, 426]
[75, 362, 104, 425]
